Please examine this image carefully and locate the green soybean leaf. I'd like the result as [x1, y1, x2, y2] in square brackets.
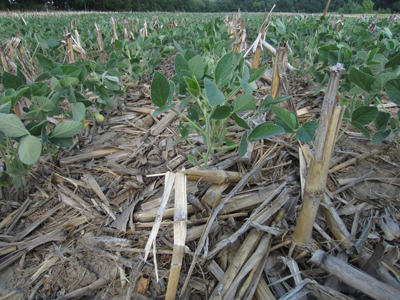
[3, 86, 29, 106]
[372, 130, 391, 144]
[0, 172, 10, 187]
[49, 137, 73, 147]
[105, 79, 120, 91]
[187, 108, 199, 122]
[175, 53, 190, 78]
[106, 58, 117, 70]
[225, 137, 236, 147]
[390, 117, 399, 130]
[242, 64, 250, 81]
[173, 39, 184, 52]
[106, 69, 121, 79]
[374, 111, 390, 131]
[184, 49, 196, 61]
[0, 102, 11, 114]
[371, 72, 397, 93]
[28, 121, 48, 136]
[172, 121, 193, 146]
[238, 131, 248, 157]
[2, 72, 24, 90]
[168, 81, 175, 104]
[37, 54, 55, 71]
[49, 121, 82, 139]
[274, 116, 294, 133]
[105, 75, 119, 83]
[0, 113, 29, 137]
[249, 65, 268, 83]
[215, 52, 234, 87]
[239, 77, 253, 94]
[205, 78, 225, 107]
[296, 121, 318, 142]
[272, 105, 299, 131]
[188, 55, 205, 80]
[385, 52, 400, 69]
[61, 65, 82, 77]
[188, 155, 199, 166]
[232, 113, 250, 129]
[21, 104, 46, 121]
[18, 135, 42, 165]
[152, 103, 176, 117]
[248, 123, 284, 141]
[185, 76, 200, 98]
[59, 77, 79, 88]
[352, 106, 378, 125]
[98, 87, 115, 107]
[16, 68, 26, 85]
[211, 106, 232, 119]
[386, 79, 400, 105]
[35, 72, 51, 82]
[50, 67, 63, 77]
[351, 121, 371, 139]
[27, 82, 49, 97]
[151, 72, 169, 107]
[72, 102, 85, 121]
[233, 94, 256, 113]
[67, 85, 76, 103]
[79, 66, 87, 83]
[36, 96, 55, 112]
[178, 73, 188, 95]
[45, 37, 60, 48]
[348, 67, 375, 93]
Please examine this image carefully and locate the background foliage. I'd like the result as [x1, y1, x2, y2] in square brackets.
[0, 0, 398, 13]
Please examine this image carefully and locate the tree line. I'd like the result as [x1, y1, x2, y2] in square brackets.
[1, 0, 398, 13]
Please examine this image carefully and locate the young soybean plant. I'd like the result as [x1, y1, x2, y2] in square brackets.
[151, 50, 317, 168]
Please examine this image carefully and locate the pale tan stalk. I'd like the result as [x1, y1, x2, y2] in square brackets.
[95, 22, 104, 62]
[165, 173, 187, 300]
[292, 63, 345, 247]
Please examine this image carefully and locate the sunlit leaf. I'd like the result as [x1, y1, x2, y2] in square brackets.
[18, 135, 42, 165]
[248, 123, 284, 141]
[205, 78, 225, 107]
[151, 71, 169, 107]
[352, 106, 378, 125]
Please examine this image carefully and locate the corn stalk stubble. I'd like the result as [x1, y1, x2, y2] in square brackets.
[292, 63, 345, 247]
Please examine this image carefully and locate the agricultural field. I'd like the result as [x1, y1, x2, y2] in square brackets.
[0, 10, 400, 299]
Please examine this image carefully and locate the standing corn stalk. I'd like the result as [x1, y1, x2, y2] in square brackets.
[111, 16, 119, 45]
[233, 19, 246, 53]
[0, 42, 9, 72]
[292, 63, 345, 247]
[139, 20, 148, 37]
[64, 28, 74, 63]
[323, 0, 332, 17]
[95, 22, 104, 63]
[244, 4, 295, 71]
[71, 20, 86, 61]
[249, 10, 268, 68]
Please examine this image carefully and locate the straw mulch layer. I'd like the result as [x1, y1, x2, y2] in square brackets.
[1, 55, 400, 300]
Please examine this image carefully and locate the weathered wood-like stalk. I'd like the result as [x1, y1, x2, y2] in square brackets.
[65, 29, 74, 63]
[111, 16, 118, 43]
[165, 173, 187, 300]
[310, 250, 400, 300]
[292, 63, 345, 247]
[0, 42, 9, 72]
[270, 44, 293, 110]
[323, 0, 332, 17]
[95, 23, 104, 63]
[252, 11, 267, 68]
